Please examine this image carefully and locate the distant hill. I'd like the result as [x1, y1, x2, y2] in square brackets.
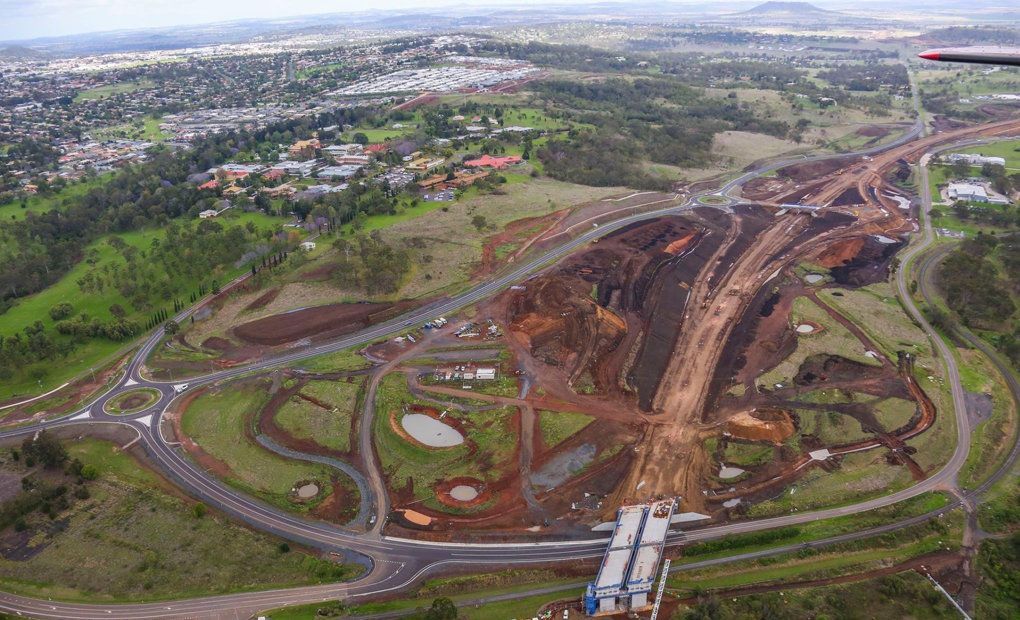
[0, 44, 48, 60]
[737, 2, 841, 16]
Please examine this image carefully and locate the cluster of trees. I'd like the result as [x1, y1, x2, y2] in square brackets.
[0, 323, 69, 381]
[939, 233, 1015, 328]
[816, 63, 909, 92]
[532, 77, 789, 188]
[332, 232, 412, 295]
[1, 433, 96, 532]
[55, 312, 141, 341]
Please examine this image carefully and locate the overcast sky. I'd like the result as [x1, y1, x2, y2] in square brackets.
[1, 0, 546, 42]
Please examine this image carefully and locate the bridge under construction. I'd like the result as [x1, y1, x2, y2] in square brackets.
[584, 499, 676, 616]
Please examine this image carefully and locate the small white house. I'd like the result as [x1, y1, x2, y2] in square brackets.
[300, 241, 316, 251]
[198, 209, 219, 219]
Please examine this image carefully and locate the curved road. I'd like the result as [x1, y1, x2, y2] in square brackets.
[0, 129, 1016, 619]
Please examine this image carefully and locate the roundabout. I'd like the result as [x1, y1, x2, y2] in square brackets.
[101, 387, 161, 415]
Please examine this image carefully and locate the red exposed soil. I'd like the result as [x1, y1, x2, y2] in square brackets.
[300, 263, 337, 282]
[779, 156, 860, 183]
[856, 125, 891, 138]
[474, 210, 568, 279]
[244, 287, 281, 311]
[502, 214, 731, 412]
[233, 300, 417, 346]
[725, 408, 795, 444]
[200, 336, 234, 351]
[814, 237, 865, 268]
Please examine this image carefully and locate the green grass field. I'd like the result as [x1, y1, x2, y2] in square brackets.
[796, 409, 871, 445]
[103, 387, 161, 415]
[180, 381, 340, 510]
[91, 115, 167, 142]
[0, 438, 358, 602]
[275, 379, 363, 453]
[747, 449, 915, 518]
[0, 211, 288, 400]
[537, 410, 593, 449]
[73, 80, 154, 102]
[294, 346, 373, 373]
[957, 348, 1019, 490]
[723, 441, 774, 468]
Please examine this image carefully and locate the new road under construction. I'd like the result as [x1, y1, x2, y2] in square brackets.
[2, 113, 1020, 618]
[586, 500, 676, 615]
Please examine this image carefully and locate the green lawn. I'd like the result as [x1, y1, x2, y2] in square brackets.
[180, 382, 339, 510]
[538, 410, 593, 449]
[796, 409, 871, 445]
[723, 441, 774, 468]
[294, 346, 373, 373]
[0, 438, 358, 602]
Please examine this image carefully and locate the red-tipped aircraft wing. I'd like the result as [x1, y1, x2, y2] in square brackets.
[919, 47, 1020, 67]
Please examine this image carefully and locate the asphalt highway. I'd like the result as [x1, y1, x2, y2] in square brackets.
[0, 129, 1015, 619]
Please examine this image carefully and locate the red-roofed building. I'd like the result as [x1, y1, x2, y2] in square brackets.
[199, 180, 219, 190]
[262, 169, 286, 182]
[463, 154, 523, 170]
[364, 143, 388, 154]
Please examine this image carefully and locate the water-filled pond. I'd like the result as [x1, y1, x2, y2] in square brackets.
[401, 413, 464, 447]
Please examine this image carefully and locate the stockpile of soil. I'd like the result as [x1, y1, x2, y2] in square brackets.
[233, 301, 414, 346]
[857, 125, 891, 138]
[778, 156, 860, 183]
[832, 187, 865, 207]
[726, 409, 795, 443]
[827, 236, 904, 287]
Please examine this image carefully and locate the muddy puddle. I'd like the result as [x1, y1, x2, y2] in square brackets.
[401, 413, 464, 447]
[296, 483, 319, 499]
[530, 443, 596, 489]
[719, 465, 746, 479]
[449, 485, 479, 501]
[804, 274, 824, 284]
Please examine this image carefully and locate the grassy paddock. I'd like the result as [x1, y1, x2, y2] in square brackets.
[0, 438, 359, 602]
[180, 381, 340, 510]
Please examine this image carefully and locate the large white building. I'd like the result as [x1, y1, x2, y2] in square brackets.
[947, 182, 990, 203]
[946, 153, 1006, 167]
